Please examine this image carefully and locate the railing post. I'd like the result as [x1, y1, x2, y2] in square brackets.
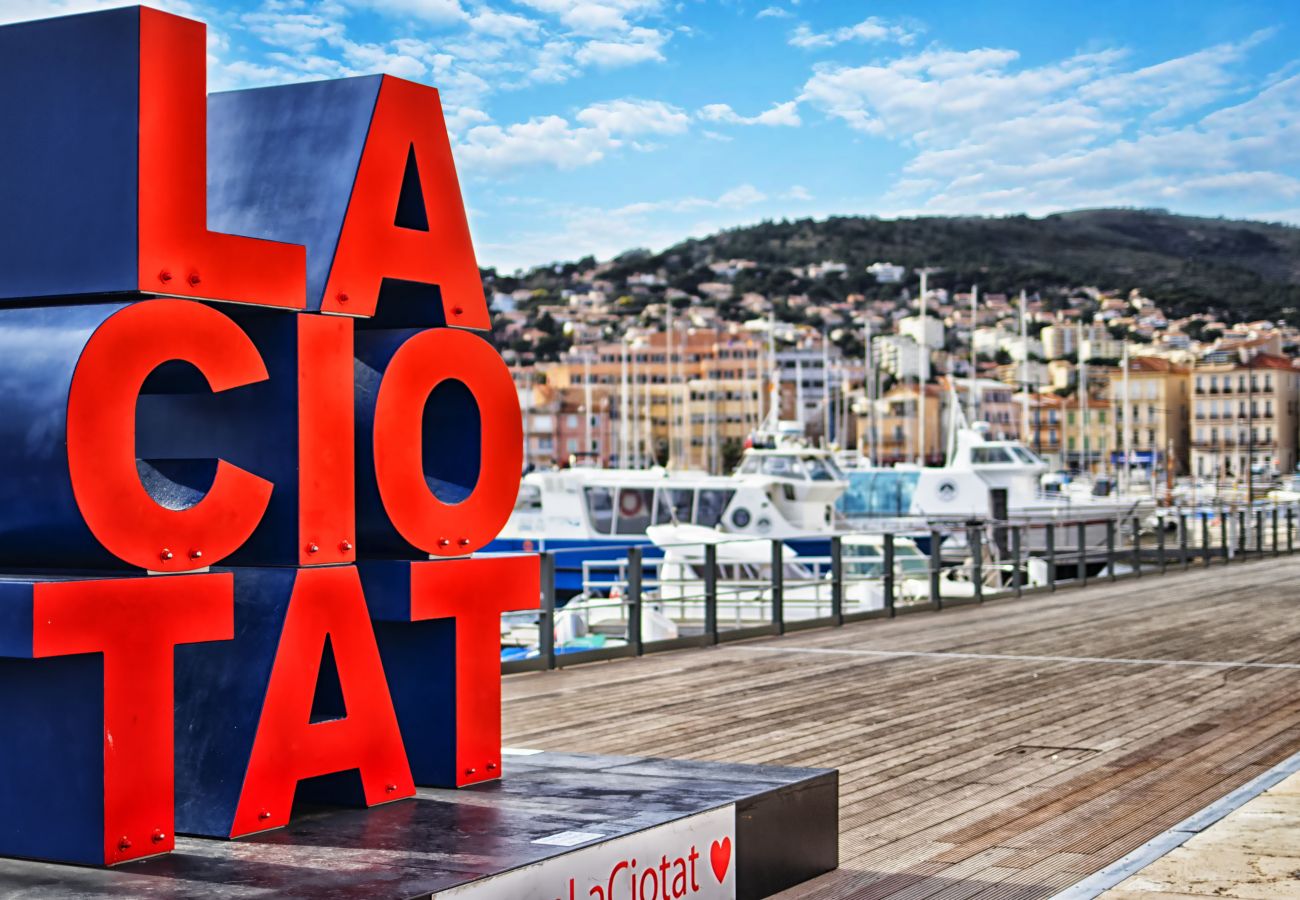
[1077, 521, 1088, 586]
[771, 539, 785, 634]
[1289, 506, 1295, 554]
[1106, 519, 1116, 582]
[970, 524, 984, 603]
[1012, 525, 1024, 596]
[1221, 506, 1230, 564]
[627, 546, 643, 657]
[1273, 507, 1280, 558]
[540, 552, 557, 671]
[1179, 513, 1189, 570]
[1237, 508, 1246, 559]
[1202, 514, 1211, 569]
[1156, 516, 1166, 574]
[1046, 524, 1057, 592]
[704, 543, 719, 645]
[883, 532, 896, 618]
[1256, 509, 1264, 557]
[929, 528, 943, 609]
[830, 535, 844, 626]
[1132, 516, 1142, 577]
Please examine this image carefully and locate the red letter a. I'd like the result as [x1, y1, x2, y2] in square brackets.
[319, 76, 487, 328]
[231, 567, 413, 836]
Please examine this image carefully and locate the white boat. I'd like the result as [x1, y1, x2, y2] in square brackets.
[839, 423, 1155, 561]
[489, 438, 849, 593]
[648, 524, 928, 622]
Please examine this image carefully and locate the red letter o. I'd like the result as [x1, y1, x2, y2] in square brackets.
[372, 329, 521, 556]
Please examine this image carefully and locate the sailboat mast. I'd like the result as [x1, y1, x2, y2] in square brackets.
[619, 338, 630, 468]
[918, 270, 928, 465]
[583, 350, 593, 461]
[864, 313, 875, 460]
[1122, 341, 1132, 495]
[969, 284, 979, 425]
[821, 332, 830, 446]
[665, 302, 675, 467]
[1019, 290, 1030, 444]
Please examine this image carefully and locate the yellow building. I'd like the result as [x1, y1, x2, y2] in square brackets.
[543, 328, 770, 471]
[1190, 354, 1300, 479]
[857, 384, 945, 465]
[1024, 392, 1111, 472]
[1107, 357, 1191, 476]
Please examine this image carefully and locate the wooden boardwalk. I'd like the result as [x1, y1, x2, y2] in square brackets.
[502, 557, 1300, 899]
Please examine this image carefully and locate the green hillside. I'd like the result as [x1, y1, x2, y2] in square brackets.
[538, 209, 1300, 323]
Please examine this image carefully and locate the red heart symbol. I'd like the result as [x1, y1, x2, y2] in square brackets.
[710, 837, 731, 883]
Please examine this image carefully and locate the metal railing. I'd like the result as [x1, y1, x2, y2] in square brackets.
[501, 503, 1300, 675]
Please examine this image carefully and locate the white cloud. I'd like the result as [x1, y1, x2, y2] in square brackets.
[789, 16, 918, 50]
[699, 100, 801, 127]
[457, 97, 688, 171]
[784, 185, 813, 201]
[757, 6, 790, 19]
[467, 9, 541, 39]
[796, 31, 1299, 222]
[576, 98, 689, 135]
[479, 185, 773, 270]
[574, 26, 668, 66]
[343, 0, 466, 25]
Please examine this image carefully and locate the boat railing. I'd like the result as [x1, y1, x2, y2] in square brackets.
[502, 501, 1300, 674]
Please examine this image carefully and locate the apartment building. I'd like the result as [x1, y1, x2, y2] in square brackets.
[1190, 355, 1300, 479]
[545, 328, 771, 471]
[858, 384, 945, 465]
[1106, 358, 1191, 476]
[1023, 393, 1111, 472]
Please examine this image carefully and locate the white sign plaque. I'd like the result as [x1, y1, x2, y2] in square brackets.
[435, 805, 736, 900]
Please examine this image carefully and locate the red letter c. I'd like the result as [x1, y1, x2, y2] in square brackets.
[66, 299, 273, 571]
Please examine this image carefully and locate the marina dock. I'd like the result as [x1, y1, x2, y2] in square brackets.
[503, 551, 1300, 899]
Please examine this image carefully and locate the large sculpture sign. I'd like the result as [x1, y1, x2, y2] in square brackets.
[0, 5, 535, 867]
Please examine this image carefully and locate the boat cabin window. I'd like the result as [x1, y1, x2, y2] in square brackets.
[584, 487, 614, 534]
[843, 541, 928, 577]
[696, 489, 734, 527]
[836, 471, 920, 517]
[614, 488, 654, 534]
[1009, 446, 1040, 464]
[803, 456, 836, 481]
[971, 446, 1014, 464]
[654, 488, 694, 525]
[843, 544, 884, 578]
[760, 455, 805, 478]
[895, 543, 930, 575]
[692, 561, 813, 581]
[515, 483, 542, 510]
[738, 456, 763, 474]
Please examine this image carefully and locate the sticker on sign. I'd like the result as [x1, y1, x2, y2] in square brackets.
[435, 805, 735, 900]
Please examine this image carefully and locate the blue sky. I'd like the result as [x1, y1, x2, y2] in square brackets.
[9, 0, 1300, 272]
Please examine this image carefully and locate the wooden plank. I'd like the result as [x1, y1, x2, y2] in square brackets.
[503, 558, 1300, 898]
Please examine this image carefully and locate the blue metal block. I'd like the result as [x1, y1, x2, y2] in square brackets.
[0, 303, 131, 569]
[354, 327, 482, 558]
[359, 563, 457, 786]
[173, 567, 296, 838]
[0, 8, 139, 301]
[0, 580, 104, 865]
[207, 78, 381, 313]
